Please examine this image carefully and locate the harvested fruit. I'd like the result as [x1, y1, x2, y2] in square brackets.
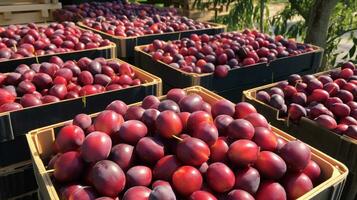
[0, 57, 142, 114]
[0, 22, 111, 61]
[206, 162, 235, 193]
[143, 31, 316, 78]
[258, 61, 357, 140]
[172, 166, 202, 196]
[91, 160, 126, 197]
[49, 89, 319, 199]
[80, 131, 112, 163]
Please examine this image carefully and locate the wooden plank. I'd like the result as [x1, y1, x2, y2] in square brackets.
[0, 11, 54, 25]
[0, 0, 42, 6]
[0, 3, 61, 13]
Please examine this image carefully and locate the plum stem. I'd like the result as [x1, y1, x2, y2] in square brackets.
[46, 169, 55, 173]
[172, 135, 183, 141]
[286, 113, 291, 127]
[13, 44, 17, 52]
[34, 52, 39, 64]
[294, 80, 302, 88]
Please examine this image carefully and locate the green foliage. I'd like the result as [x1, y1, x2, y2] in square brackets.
[195, 0, 357, 69]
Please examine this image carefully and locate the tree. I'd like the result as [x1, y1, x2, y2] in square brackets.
[304, 0, 339, 49]
[194, 0, 357, 69]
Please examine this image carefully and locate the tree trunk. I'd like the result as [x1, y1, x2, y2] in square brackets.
[305, 0, 339, 48]
[259, 0, 264, 32]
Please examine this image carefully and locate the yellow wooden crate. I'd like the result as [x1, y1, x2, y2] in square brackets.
[27, 86, 348, 200]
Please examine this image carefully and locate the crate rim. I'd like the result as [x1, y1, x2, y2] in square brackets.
[0, 58, 162, 118]
[27, 86, 348, 200]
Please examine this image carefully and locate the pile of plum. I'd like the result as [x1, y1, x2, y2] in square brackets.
[0, 56, 141, 113]
[0, 22, 111, 61]
[82, 15, 211, 38]
[50, 89, 321, 200]
[143, 31, 316, 78]
[257, 61, 357, 140]
[54, 1, 177, 22]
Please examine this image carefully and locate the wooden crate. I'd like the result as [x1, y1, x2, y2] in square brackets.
[0, 0, 58, 5]
[0, 1, 61, 25]
[27, 86, 348, 200]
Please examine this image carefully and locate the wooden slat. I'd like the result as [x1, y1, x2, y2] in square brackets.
[0, 11, 54, 25]
[0, 3, 61, 13]
[0, 0, 57, 6]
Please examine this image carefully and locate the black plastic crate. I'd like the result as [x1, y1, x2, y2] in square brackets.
[78, 22, 226, 59]
[0, 59, 162, 142]
[0, 136, 31, 168]
[0, 161, 37, 200]
[135, 44, 323, 101]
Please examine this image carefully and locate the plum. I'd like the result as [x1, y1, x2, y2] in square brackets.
[186, 111, 213, 131]
[94, 110, 124, 136]
[314, 115, 337, 130]
[149, 185, 176, 200]
[54, 151, 84, 182]
[122, 186, 151, 200]
[279, 140, 311, 171]
[253, 127, 278, 151]
[156, 110, 182, 138]
[234, 166, 260, 195]
[234, 102, 257, 119]
[214, 115, 233, 136]
[209, 137, 229, 162]
[283, 173, 313, 199]
[115, 120, 148, 144]
[256, 91, 270, 104]
[244, 113, 269, 128]
[124, 106, 145, 120]
[302, 160, 321, 184]
[80, 131, 112, 163]
[91, 160, 126, 197]
[55, 125, 85, 153]
[110, 143, 135, 171]
[153, 155, 181, 181]
[255, 181, 286, 200]
[227, 119, 255, 140]
[136, 137, 164, 164]
[179, 94, 203, 112]
[255, 151, 286, 179]
[158, 100, 180, 113]
[192, 122, 218, 146]
[166, 88, 186, 103]
[288, 103, 307, 121]
[172, 166, 202, 196]
[228, 139, 259, 166]
[206, 162, 235, 193]
[126, 166, 152, 187]
[73, 113, 92, 130]
[176, 137, 210, 166]
[211, 99, 235, 118]
[142, 95, 160, 109]
[106, 100, 128, 115]
[189, 191, 217, 200]
[227, 189, 254, 200]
